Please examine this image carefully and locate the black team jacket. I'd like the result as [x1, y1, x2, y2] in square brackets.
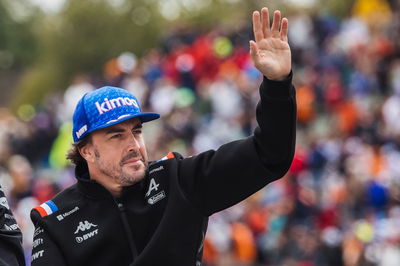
[30, 74, 297, 266]
[0, 185, 25, 266]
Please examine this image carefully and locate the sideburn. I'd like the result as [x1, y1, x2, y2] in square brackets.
[94, 149, 100, 159]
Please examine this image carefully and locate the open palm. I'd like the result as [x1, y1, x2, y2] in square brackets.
[250, 8, 291, 81]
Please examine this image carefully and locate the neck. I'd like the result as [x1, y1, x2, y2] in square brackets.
[87, 168, 123, 197]
[97, 181, 122, 197]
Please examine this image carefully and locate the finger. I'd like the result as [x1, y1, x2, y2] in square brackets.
[252, 11, 263, 43]
[280, 17, 289, 42]
[271, 10, 281, 37]
[249, 40, 259, 64]
[261, 7, 271, 38]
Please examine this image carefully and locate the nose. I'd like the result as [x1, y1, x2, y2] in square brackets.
[126, 132, 140, 151]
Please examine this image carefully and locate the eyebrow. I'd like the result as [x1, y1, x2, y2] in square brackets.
[105, 123, 143, 135]
[105, 127, 125, 134]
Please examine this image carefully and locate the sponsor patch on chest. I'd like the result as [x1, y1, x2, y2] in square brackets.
[149, 165, 164, 175]
[74, 220, 99, 243]
[57, 206, 80, 221]
[76, 229, 99, 243]
[145, 177, 166, 205]
[148, 191, 166, 205]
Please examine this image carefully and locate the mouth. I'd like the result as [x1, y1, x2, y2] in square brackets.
[122, 158, 142, 165]
[120, 151, 145, 167]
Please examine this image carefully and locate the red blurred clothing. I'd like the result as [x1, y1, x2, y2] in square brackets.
[289, 150, 307, 176]
[246, 207, 268, 235]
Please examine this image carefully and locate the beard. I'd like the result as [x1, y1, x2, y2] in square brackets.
[94, 149, 147, 186]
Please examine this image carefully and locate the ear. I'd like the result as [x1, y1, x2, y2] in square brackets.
[79, 143, 96, 163]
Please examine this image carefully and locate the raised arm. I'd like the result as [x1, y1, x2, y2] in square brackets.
[177, 8, 296, 216]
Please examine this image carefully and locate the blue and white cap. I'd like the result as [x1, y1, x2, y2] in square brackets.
[72, 86, 160, 142]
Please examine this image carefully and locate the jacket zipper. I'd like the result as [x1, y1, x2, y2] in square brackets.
[115, 200, 138, 262]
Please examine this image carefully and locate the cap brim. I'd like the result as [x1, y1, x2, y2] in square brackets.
[89, 112, 160, 135]
[138, 112, 161, 123]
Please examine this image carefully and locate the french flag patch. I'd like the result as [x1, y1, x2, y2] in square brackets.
[34, 200, 58, 217]
[157, 152, 175, 162]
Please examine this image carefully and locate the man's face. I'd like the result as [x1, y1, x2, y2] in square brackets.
[84, 118, 148, 187]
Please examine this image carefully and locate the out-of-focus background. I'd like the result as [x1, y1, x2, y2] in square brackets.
[1, 0, 400, 265]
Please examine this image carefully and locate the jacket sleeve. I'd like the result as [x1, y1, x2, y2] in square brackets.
[178, 73, 296, 216]
[0, 185, 25, 266]
[30, 211, 67, 266]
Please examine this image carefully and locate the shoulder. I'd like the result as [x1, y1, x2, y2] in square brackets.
[31, 183, 81, 221]
[146, 152, 187, 180]
[154, 152, 183, 163]
[32, 200, 59, 219]
[149, 152, 184, 167]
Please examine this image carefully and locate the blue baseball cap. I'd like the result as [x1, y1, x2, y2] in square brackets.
[72, 86, 160, 142]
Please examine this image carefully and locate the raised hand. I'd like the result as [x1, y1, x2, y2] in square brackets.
[250, 8, 291, 81]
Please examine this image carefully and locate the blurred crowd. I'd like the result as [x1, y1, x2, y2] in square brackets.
[1, 0, 400, 265]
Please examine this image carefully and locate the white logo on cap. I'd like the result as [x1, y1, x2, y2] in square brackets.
[95, 97, 139, 115]
[76, 125, 87, 139]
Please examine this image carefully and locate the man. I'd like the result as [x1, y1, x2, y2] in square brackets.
[30, 7, 296, 265]
[0, 185, 25, 266]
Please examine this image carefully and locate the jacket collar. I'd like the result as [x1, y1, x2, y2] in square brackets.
[75, 162, 146, 199]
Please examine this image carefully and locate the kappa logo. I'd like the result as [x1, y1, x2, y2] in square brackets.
[74, 220, 97, 234]
[95, 97, 139, 115]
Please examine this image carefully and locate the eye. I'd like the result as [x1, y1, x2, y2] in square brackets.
[110, 133, 122, 139]
[132, 129, 142, 135]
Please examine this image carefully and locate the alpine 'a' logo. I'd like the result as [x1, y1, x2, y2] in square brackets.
[145, 178, 160, 197]
[145, 178, 166, 205]
[74, 221, 97, 234]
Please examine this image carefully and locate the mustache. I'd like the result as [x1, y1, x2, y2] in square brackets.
[120, 151, 143, 165]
